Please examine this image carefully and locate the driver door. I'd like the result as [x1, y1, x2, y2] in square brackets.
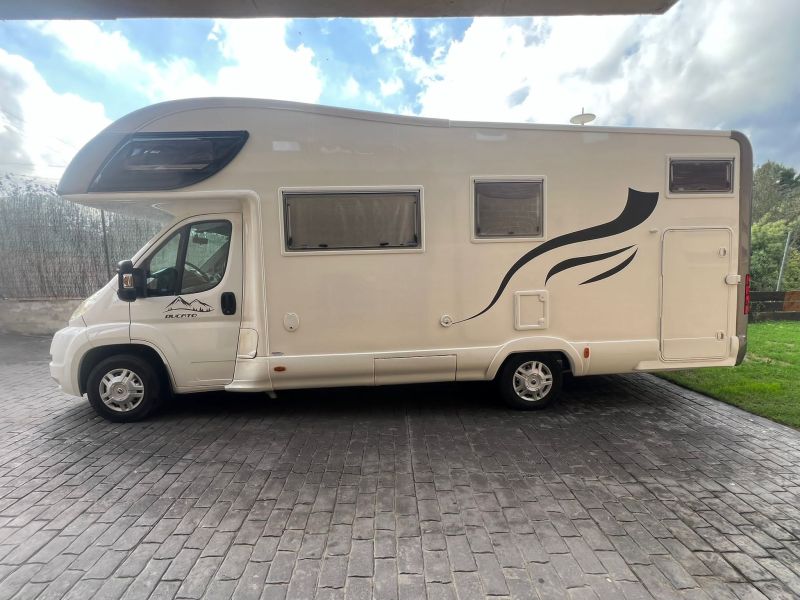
[130, 213, 243, 389]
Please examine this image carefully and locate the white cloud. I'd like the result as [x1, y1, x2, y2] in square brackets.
[208, 20, 322, 102]
[604, 0, 800, 130]
[411, 0, 800, 139]
[34, 19, 323, 104]
[359, 1, 797, 167]
[362, 18, 415, 54]
[11, 19, 323, 179]
[6, 1, 800, 180]
[361, 17, 431, 79]
[379, 76, 404, 97]
[342, 76, 361, 98]
[0, 49, 109, 179]
[427, 22, 445, 41]
[4, 19, 324, 179]
[33, 21, 211, 102]
[415, 16, 639, 123]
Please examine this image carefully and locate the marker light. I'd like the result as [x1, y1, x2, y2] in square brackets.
[744, 274, 751, 315]
[89, 131, 249, 192]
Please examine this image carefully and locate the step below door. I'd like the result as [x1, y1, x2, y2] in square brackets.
[661, 228, 732, 361]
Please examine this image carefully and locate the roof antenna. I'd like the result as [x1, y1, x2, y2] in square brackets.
[570, 107, 596, 126]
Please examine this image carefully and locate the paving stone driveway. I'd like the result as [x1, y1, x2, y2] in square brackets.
[1, 334, 800, 600]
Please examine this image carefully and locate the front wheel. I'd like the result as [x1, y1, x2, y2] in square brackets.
[497, 354, 563, 410]
[86, 354, 161, 422]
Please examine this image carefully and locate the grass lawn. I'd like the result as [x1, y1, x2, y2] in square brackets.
[659, 321, 800, 429]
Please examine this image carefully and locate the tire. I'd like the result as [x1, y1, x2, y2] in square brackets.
[496, 353, 563, 410]
[86, 354, 161, 422]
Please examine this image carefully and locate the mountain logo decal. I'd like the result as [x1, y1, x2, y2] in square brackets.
[164, 296, 213, 314]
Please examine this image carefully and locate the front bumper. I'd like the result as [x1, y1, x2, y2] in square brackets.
[49, 326, 90, 397]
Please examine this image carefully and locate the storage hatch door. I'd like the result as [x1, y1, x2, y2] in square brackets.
[661, 228, 732, 361]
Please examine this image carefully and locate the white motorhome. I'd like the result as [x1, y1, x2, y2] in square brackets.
[49, 98, 751, 422]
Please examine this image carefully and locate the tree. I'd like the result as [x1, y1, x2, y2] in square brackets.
[753, 161, 800, 223]
[783, 250, 800, 291]
[750, 218, 800, 291]
[750, 162, 800, 291]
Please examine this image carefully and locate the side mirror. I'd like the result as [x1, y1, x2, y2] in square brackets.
[117, 260, 144, 302]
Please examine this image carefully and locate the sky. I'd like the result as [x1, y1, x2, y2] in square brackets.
[1, 0, 799, 180]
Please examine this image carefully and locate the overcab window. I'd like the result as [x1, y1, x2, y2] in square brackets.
[90, 131, 249, 192]
[474, 179, 544, 238]
[283, 190, 421, 251]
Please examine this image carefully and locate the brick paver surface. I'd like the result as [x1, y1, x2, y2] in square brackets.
[1, 333, 800, 599]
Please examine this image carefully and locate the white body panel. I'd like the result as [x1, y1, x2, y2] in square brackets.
[49, 98, 750, 398]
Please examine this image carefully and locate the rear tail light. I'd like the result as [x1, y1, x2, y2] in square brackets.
[744, 273, 751, 315]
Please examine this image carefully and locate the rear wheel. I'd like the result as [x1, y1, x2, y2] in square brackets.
[86, 354, 160, 422]
[497, 353, 563, 410]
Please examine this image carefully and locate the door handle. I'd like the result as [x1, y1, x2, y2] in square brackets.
[221, 292, 236, 315]
[725, 274, 741, 285]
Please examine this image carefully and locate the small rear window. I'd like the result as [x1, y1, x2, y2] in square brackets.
[669, 159, 733, 193]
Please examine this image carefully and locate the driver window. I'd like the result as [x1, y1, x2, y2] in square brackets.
[180, 221, 232, 295]
[146, 231, 183, 297]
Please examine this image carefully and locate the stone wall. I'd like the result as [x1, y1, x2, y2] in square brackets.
[0, 299, 82, 336]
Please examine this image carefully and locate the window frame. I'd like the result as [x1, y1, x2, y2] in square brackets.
[279, 186, 425, 256]
[180, 220, 233, 295]
[142, 219, 233, 297]
[141, 227, 186, 298]
[470, 176, 547, 243]
[666, 155, 736, 198]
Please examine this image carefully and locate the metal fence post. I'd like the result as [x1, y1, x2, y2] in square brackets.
[776, 229, 792, 292]
[100, 209, 112, 281]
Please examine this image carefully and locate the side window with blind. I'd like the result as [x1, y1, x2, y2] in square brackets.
[283, 190, 421, 251]
[474, 179, 544, 238]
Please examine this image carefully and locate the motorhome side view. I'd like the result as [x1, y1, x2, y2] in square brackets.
[49, 98, 752, 422]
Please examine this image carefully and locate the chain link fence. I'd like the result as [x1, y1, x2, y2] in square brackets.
[0, 185, 162, 299]
[1, 174, 797, 301]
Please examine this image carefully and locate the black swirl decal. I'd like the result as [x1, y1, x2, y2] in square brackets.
[580, 249, 638, 285]
[456, 188, 658, 323]
[545, 245, 635, 284]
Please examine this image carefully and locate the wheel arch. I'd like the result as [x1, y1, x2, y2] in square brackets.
[486, 337, 583, 380]
[78, 343, 175, 395]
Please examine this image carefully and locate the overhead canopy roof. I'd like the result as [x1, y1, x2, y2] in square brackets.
[1, 0, 678, 19]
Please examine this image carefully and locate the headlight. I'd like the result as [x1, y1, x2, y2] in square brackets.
[70, 289, 102, 322]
